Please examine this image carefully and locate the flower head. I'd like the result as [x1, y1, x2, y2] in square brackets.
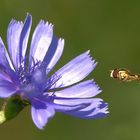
[0, 14, 108, 129]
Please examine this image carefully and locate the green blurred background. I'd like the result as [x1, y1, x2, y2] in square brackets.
[0, 0, 140, 140]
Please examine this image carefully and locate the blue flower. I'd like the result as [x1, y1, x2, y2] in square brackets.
[0, 14, 108, 129]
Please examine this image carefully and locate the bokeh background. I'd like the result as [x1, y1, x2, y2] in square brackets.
[0, 0, 140, 140]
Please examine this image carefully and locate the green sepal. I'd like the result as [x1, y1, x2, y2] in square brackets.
[0, 96, 29, 124]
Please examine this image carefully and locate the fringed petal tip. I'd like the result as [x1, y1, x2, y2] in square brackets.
[85, 50, 98, 67]
[91, 79, 102, 93]
[9, 19, 23, 26]
[89, 101, 109, 119]
[59, 38, 65, 44]
[26, 13, 32, 19]
[38, 20, 54, 30]
[99, 101, 109, 114]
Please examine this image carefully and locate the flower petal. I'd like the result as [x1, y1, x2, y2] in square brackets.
[0, 39, 18, 82]
[53, 80, 101, 98]
[7, 18, 23, 69]
[19, 14, 32, 64]
[50, 51, 97, 88]
[83, 102, 109, 119]
[31, 99, 55, 129]
[53, 98, 96, 106]
[43, 37, 64, 70]
[0, 37, 14, 70]
[50, 103, 85, 112]
[51, 97, 108, 119]
[46, 97, 94, 112]
[0, 65, 13, 83]
[0, 80, 17, 98]
[29, 20, 53, 67]
[64, 99, 108, 119]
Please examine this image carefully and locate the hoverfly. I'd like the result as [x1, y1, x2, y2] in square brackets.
[110, 68, 140, 82]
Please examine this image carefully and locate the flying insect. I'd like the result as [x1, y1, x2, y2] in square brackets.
[110, 68, 140, 82]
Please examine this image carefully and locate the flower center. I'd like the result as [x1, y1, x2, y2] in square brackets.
[17, 60, 61, 100]
[17, 60, 42, 85]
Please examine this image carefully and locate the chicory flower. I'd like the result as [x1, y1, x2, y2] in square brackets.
[0, 14, 108, 129]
